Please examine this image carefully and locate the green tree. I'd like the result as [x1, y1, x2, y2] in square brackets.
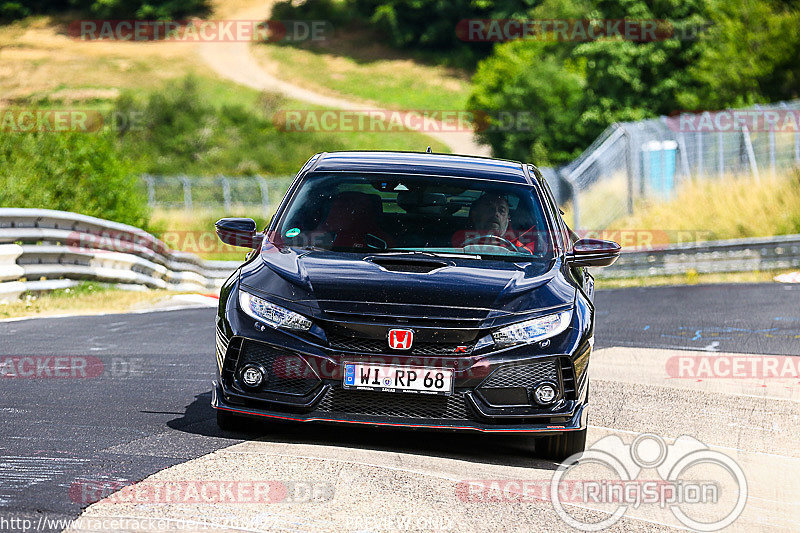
[0, 131, 150, 228]
[679, 0, 800, 108]
[469, 0, 708, 164]
[470, 41, 588, 163]
[1, 0, 210, 23]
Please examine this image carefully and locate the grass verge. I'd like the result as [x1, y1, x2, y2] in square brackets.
[607, 170, 800, 240]
[0, 282, 191, 319]
[251, 36, 472, 111]
[596, 269, 797, 289]
[150, 208, 269, 260]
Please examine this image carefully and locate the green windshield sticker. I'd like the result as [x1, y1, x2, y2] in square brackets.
[285, 227, 301, 238]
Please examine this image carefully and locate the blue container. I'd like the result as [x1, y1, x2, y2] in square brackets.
[641, 140, 677, 198]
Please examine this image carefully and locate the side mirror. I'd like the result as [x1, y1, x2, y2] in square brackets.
[215, 218, 263, 249]
[566, 238, 621, 267]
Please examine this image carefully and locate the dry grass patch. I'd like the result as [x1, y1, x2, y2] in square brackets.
[609, 169, 800, 240]
[0, 283, 188, 319]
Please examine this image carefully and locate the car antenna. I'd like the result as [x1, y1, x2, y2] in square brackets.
[426, 146, 432, 153]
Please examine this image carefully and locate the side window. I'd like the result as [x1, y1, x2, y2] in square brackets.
[537, 170, 574, 249]
[535, 175, 565, 252]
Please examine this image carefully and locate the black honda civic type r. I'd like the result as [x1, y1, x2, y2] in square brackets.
[212, 151, 620, 460]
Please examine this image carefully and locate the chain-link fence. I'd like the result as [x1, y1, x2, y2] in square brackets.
[142, 175, 295, 214]
[559, 99, 800, 230]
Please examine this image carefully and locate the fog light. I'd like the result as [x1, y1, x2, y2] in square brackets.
[240, 365, 264, 388]
[532, 382, 558, 405]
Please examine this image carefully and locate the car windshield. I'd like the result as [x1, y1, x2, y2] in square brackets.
[270, 172, 556, 260]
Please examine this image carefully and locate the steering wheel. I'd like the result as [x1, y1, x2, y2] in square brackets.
[462, 234, 520, 253]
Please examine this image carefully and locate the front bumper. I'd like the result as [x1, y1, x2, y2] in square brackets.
[212, 379, 588, 434]
[213, 282, 592, 435]
[212, 332, 589, 434]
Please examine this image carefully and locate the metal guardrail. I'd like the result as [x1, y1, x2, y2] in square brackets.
[596, 234, 800, 279]
[0, 208, 241, 300]
[0, 209, 796, 299]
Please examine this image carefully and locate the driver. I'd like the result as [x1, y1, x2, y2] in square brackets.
[453, 193, 535, 253]
[471, 192, 511, 236]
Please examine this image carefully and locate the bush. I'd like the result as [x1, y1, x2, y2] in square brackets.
[0, 2, 29, 23]
[0, 0, 210, 23]
[270, 0, 505, 66]
[0, 131, 150, 229]
[469, 0, 707, 164]
[115, 76, 342, 176]
[469, 41, 590, 165]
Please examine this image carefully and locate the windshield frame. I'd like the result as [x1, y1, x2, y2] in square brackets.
[266, 170, 560, 261]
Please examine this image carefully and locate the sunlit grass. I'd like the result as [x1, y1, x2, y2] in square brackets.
[252, 40, 472, 111]
[0, 282, 183, 318]
[609, 169, 800, 240]
[596, 269, 797, 289]
[0, 16, 451, 154]
[149, 208, 271, 260]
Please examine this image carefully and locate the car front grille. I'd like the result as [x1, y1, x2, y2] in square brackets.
[327, 334, 473, 356]
[479, 359, 560, 389]
[238, 340, 321, 396]
[316, 387, 472, 420]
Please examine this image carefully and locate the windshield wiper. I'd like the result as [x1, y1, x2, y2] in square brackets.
[375, 249, 482, 259]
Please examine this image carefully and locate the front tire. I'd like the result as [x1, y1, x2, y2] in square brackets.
[537, 427, 587, 462]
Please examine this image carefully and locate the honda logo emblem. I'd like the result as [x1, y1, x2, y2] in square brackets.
[387, 329, 414, 350]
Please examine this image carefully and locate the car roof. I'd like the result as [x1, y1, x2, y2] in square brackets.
[308, 151, 531, 185]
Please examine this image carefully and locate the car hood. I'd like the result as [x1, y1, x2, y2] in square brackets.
[240, 248, 575, 325]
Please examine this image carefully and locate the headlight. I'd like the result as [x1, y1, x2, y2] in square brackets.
[492, 310, 571, 347]
[239, 290, 312, 331]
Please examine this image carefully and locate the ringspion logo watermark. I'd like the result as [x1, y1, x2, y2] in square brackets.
[458, 433, 747, 531]
[68, 19, 331, 42]
[456, 19, 709, 42]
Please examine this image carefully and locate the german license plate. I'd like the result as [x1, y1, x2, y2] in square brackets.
[343, 363, 454, 396]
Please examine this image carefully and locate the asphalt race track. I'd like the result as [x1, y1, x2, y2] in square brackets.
[595, 283, 800, 355]
[0, 282, 798, 532]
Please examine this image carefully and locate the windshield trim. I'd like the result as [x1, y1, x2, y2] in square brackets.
[268, 170, 559, 260]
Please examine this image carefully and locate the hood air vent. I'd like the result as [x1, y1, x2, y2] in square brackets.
[367, 257, 449, 274]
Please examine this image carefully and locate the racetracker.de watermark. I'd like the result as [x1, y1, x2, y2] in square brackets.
[666, 109, 800, 132]
[70, 479, 334, 504]
[68, 19, 331, 42]
[666, 354, 800, 379]
[0, 108, 147, 133]
[456, 19, 709, 42]
[0, 356, 145, 379]
[273, 109, 537, 133]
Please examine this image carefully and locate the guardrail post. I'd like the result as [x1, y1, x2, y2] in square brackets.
[741, 126, 760, 182]
[676, 132, 691, 182]
[769, 127, 776, 177]
[559, 168, 579, 230]
[617, 124, 634, 215]
[795, 130, 800, 164]
[221, 176, 231, 212]
[144, 175, 156, 207]
[181, 176, 193, 210]
[696, 131, 704, 177]
[256, 175, 270, 217]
